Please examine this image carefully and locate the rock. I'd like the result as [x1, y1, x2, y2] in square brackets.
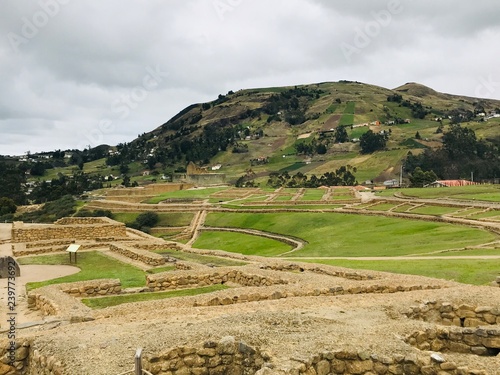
[430, 353, 445, 363]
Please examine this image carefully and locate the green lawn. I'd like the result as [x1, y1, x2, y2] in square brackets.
[300, 189, 325, 201]
[409, 206, 462, 216]
[153, 249, 248, 266]
[339, 101, 355, 126]
[146, 187, 226, 204]
[203, 212, 496, 257]
[378, 185, 500, 202]
[299, 258, 500, 285]
[193, 231, 292, 257]
[17, 252, 146, 291]
[367, 203, 397, 211]
[82, 285, 228, 309]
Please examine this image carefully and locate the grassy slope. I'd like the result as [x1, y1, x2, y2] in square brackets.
[203, 212, 495, 257]
[17, 252, 146, 290]
[301, 258, 500, 285]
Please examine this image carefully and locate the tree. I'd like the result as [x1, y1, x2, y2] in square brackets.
[442, 124, 477, 158]
[135, 212, 159, 228]
[0, 197, 16, 216]
[359, 130, 387, 154]
[335, 126, 349, 143]
[409, 167, 438, 187]
[122, 175, 131, 187]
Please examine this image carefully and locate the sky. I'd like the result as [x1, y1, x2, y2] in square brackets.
[1, 0, 500, 156]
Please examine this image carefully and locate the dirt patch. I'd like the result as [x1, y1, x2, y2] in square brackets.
[323, 114, 341, 130]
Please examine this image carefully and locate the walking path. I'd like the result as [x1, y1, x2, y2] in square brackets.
[0, 224, 80, 325]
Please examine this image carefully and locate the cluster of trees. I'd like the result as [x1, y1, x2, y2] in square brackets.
[0, 162, 27, 205]
[263, 87, 323, 126]
[17, 195, 76, 223]
[386, 94, 429, 119]
[127, 212, 159, 233]
[359, 130, 389, 154]
[29, 172, 104, 203]
[405, 124, 500, 181]
[267, 166, 357, 188]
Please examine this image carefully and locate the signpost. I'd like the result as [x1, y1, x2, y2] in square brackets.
[66, 244, 80, 264]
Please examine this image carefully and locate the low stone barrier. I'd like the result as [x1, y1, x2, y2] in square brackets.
[142, 337, 490, 375]
[27, 279, 118, 319]
[143, 336, 266, 375]
[405, 300, 500, 327]
[0, 339, 32, 375]
[195, 284, 444, 307]
[12, 218, 127, 243]
[261, 263, 376, 281]
[406, 326, 500, 356]
[285, 350, 488, 375]
[109, 243, 165, 266]
[29, 347, 65, 375]
[146, 269, 287, 291]
[12, 242, 105, 257]
[58, 279, 121, 298]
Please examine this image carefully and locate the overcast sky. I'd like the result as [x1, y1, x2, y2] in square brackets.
[1, 0, 499, 156]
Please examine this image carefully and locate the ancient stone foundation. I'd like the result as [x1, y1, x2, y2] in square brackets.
[406, 301, 500, 327]
[146, 269, 287, 292]
[11, 217, 127, 243]
[110, 243, 166, 266]
[406, 326, 500, 357]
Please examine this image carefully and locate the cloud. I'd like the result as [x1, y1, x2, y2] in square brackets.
[0, 0, 499, 155]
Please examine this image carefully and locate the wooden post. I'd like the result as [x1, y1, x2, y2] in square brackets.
[135, 348, 143, 375]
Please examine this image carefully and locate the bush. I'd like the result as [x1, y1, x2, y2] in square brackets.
[0, 197, 17, 216]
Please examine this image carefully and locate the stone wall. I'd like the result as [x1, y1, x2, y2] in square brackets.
[11, 218, 127, 243]
[406, 326, 500, 357]
[104, 183, 193, 197]
[261, 263, 376, 281]
[58, 279, 121, 298]
[143, 336, 266, 375]
[142, 338, 490, 375]
[0, 339, 31, 375]
[284, 350, 488, 375]
[109, 243, 166, 266]
[27, 279, 119, 319]
[195, 284, 443, 307]
[28, 348, 65, 375]
[405, 300, 500, 327]
[146, 269, 287, 291]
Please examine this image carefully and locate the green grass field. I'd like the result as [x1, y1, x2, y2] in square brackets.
[146, 187, 226, 204]
[153, 249, 247, 267]
[18, 252, 146, 291]
[193, 231, 293, 257]
[299, 258, 500, 286]
[203, 212, 495, 257]
[379, 185, 500, 202]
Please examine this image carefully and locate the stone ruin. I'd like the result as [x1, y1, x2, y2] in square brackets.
[3, 216, 500, 374]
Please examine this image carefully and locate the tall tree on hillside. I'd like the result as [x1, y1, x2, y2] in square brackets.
[359, 130, 388, 154]
[0, 162, 26, 205]
[335, 125, 349, 143]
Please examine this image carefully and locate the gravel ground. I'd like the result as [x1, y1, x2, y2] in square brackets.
[19, 264, 500, 375]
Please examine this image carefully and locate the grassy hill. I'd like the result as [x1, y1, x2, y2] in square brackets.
[28, 81, 500, 186]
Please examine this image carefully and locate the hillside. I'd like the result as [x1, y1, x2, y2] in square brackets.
[5, 81, 500, 193]
[121, 81, 499, 184]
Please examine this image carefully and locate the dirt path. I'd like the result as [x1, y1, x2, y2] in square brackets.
[283, 255, 500, 260]
[0, 224, 81, 325]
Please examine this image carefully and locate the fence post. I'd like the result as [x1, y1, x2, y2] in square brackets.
[135, 348, 143, 375]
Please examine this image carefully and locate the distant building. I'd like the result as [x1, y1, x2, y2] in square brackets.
[425, 180, 477, 188]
